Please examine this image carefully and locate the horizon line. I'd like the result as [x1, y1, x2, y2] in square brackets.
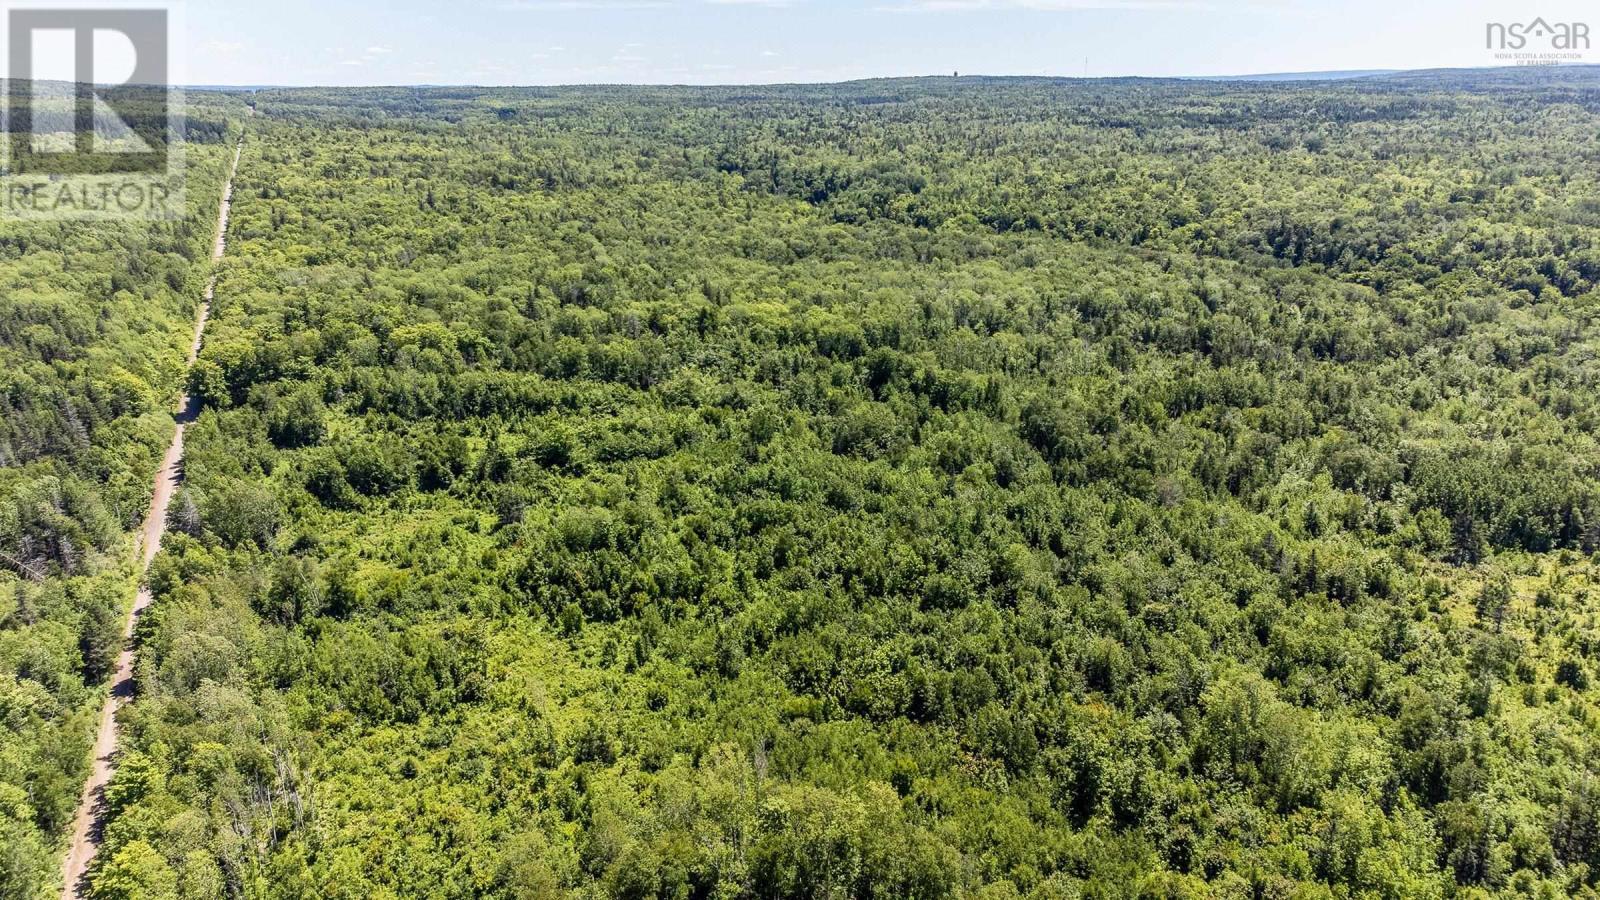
[170, 62, 1593, 91]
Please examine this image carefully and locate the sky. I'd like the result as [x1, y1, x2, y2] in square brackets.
[80, 0, 1600, 86]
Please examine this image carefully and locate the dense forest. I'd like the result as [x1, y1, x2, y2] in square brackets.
[0, 90, 244, 894]
[12, 68, 1600, 897]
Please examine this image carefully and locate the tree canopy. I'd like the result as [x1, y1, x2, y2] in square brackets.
[13, 70, 1600, 898]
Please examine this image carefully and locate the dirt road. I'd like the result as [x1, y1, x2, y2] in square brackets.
[57, 123, 246, 900]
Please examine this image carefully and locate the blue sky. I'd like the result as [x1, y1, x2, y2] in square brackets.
[180, 0, 1599, 85]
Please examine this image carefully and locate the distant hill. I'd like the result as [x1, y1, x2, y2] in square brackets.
[169, 65, 1600, 93]
[1195, 69, 1400, 82]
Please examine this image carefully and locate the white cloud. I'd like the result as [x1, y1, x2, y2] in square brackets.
[497, 0, 799, 7]
[498, 0, 670, 9]
[612, 41, 648, 62]
[875, 0, 1273, 10]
